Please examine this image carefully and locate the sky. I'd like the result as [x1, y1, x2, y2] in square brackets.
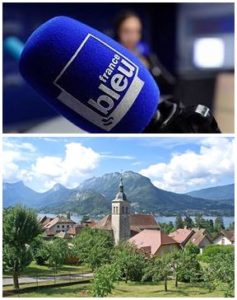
[3, 136, 234, 193]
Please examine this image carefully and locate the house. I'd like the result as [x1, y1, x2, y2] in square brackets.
[213, 230, 234, 245]
[129, 229, 180, 257]
[81, 219, 96, 227]
[67, 224, 85, 238]
[39, 215, 54, 227]
[43, 215, 76, 235]
[188, 228, 212, 249]
[55, 231, 72, 240]
[169, 228, 194, 247]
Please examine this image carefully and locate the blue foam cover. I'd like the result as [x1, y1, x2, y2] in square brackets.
[19, 16, 160, 133]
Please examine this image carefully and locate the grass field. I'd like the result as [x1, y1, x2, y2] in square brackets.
[5, 280, 230, 297]
[3, 261, 91, 278]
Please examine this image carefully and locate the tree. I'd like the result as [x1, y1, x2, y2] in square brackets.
[184, 243, 200, 256]
[115, 242, 147, 283]
[177, 246, 202, 283]
[159, 222, 175, 234]
[168, 250, 183, 288]
[3, 206, 41, 289]
[175, 214, 184, 229]
[214, 216, 225, 232]
[194, 213, 206, 229]
[168, 245, 201, 288]
[91, 263, 120, 297]
[73, 227, 114, 271]
[200, 244, 233, 263]
[227, 221, 234, 230]
[153, 255, 172, 291]
[208, 219, 214, 232]
[81, 215, 90, 223]
[142, 254, 172, 292]
[183, 214, 194, 229]
[30, 235, 49, 265]
[202, 247, 234, 297]
[47, 238, 69, 271]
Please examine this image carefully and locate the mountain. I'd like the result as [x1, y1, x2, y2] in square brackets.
[77, 171, 234, 215]
[3, 172, 234, 216]
[3, 181, 40, 207]
[38, 183, 73, 208]
[187, 184, 234, 201]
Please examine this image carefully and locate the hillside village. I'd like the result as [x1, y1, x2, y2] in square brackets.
[40, 177, 234, 255]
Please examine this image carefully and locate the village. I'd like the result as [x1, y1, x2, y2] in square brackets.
[3, 177, 234, 297]
[40, 177, 234, 252]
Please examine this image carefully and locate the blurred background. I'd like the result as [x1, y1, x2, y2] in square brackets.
[3, 3, 234, 133]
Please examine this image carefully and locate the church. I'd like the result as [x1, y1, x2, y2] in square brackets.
[93, 176, 160, 245]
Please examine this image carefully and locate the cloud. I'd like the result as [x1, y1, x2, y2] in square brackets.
[101, 154, 135, 160]
[3, 141, 101, 191]
[29, 143, 101, 191]
[3, 140, 36, 153]
[3, 140, 37, 183]
[139, 138, 234, 193]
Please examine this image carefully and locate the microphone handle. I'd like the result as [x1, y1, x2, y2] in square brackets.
[144, 98, 221, 133]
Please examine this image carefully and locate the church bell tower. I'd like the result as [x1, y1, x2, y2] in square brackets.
[111, 176, 130, 245]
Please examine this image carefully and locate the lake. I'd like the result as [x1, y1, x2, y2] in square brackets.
[157, 216, 234, 228]
[38, 213, 234, 228]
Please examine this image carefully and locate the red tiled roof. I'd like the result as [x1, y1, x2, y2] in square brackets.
[93, 214, 160, 231]
[129, 229, 178, 256]
[39, 216, 54, 227]
[189, 229, 212, 246]
[129, 214, 158, 226]
[92, 215, 112, 230]
[43, 216, 76, 229]
[169, 228, 194, 244]
[220, 230, 234, 242]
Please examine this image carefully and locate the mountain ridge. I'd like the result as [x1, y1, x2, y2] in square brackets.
[3, 171, 234, 216]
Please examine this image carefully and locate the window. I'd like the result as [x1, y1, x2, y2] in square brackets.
[116, 207, 118, 214]
[67, 225, 69, 228]
[57, 225, 60, 228]
[126, 207, 129, 214]
[62, 225, 64, 228]
[122, 207, 125, 214]
[113, 206, 115, 214]
[221, 238, 225, 245]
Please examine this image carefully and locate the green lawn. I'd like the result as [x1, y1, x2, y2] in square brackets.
[5, 280, 230, 297]
[3, 261, 91, 278]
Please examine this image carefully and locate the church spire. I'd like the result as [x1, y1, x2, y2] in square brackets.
[119, 176, 124, 193]
[114, 175, 127, 201]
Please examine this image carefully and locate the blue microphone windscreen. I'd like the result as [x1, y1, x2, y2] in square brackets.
[19, 16, 160, 133]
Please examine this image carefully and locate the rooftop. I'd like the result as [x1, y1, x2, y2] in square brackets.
[129, 229, 179, 256]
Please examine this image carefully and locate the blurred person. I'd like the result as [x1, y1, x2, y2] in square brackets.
[114, 11, 176, 95]
[114, 11, 150, 67]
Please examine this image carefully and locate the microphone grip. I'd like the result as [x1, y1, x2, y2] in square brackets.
[144, 99, 221, 133]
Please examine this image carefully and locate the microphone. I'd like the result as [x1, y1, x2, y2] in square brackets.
[19, 16, 160, 133]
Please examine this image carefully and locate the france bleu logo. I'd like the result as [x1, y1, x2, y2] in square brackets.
[53, 34, 144, 131]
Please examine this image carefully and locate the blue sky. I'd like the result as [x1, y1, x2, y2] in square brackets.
[3, 136, 234, 193]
